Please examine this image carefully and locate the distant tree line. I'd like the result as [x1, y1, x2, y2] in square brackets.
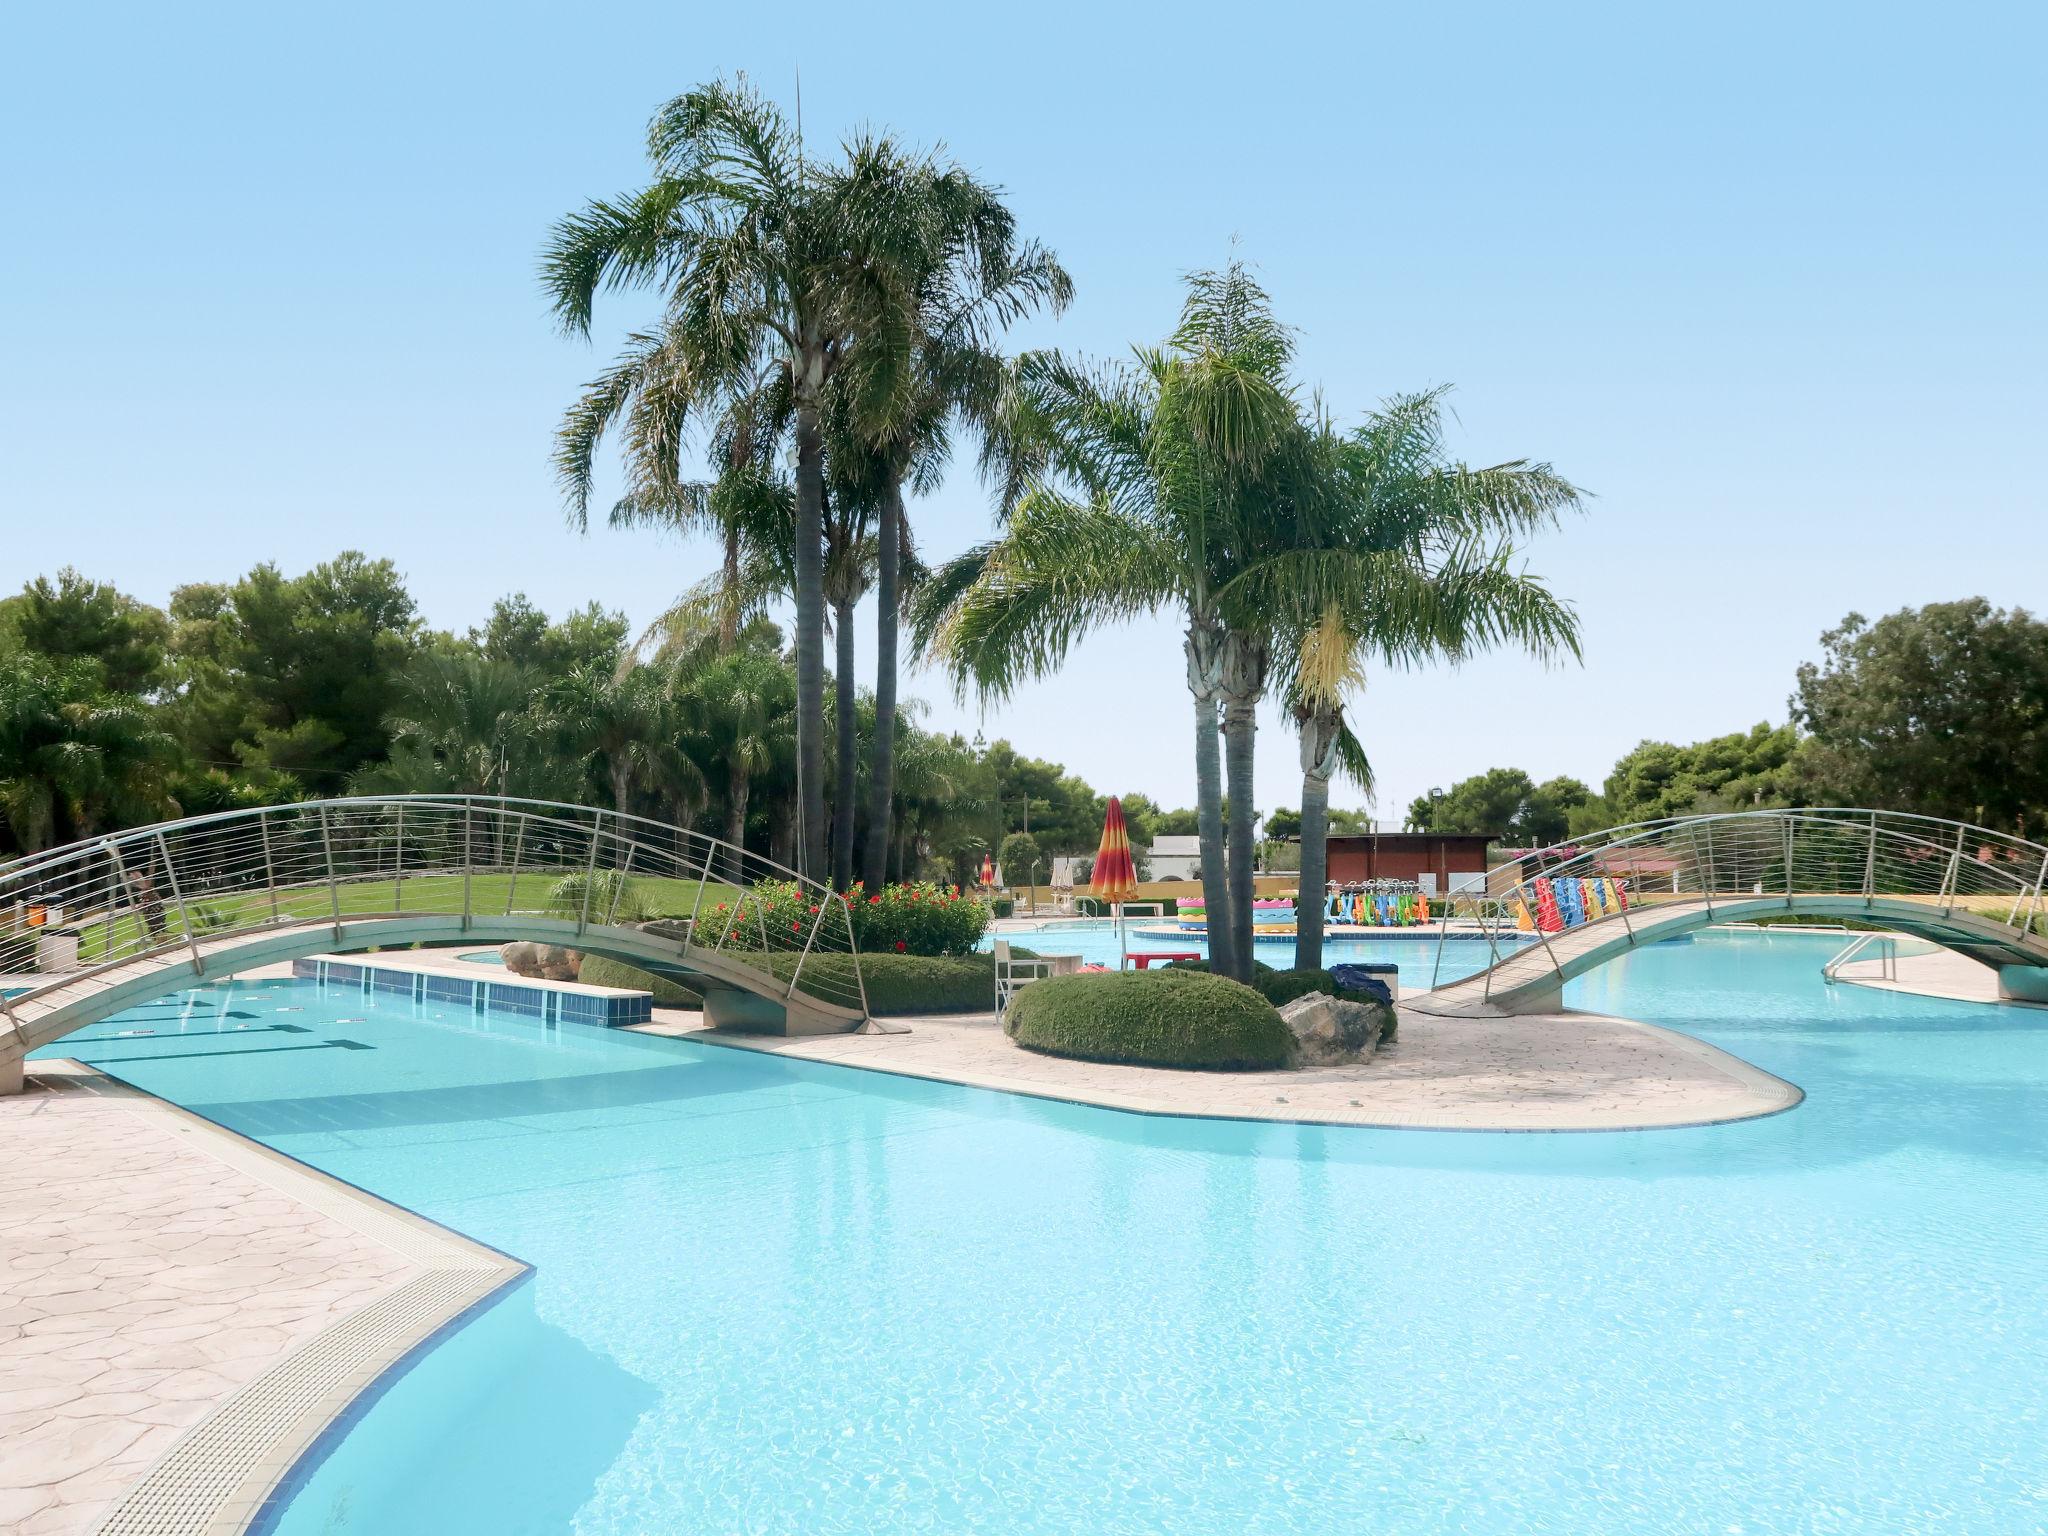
[0, 560, 1198, 882]
[1397, 599, 2048, 843]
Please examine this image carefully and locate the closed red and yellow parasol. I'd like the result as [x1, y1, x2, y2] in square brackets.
[1092, 797, 1138, 905]
[979, 852, 996, 888]
[1093, 797, 1140, 967]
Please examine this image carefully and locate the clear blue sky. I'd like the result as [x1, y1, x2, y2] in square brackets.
[5, 1, 2042, 821]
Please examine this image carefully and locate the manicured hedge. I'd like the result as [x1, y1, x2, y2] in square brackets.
[1167, 959, 1373, 1008]
[578, 954, 701, 1007]
[578, 951, 1006, 1016]
[760, 951, 1002, 1014]
[1005, 969, 1293, 1071]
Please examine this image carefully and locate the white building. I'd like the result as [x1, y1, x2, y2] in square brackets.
[1146, 835, 1203, 881]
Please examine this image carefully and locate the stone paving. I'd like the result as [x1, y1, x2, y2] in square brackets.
[1833, 945, 2048, 1008]
[639, 1002, 1802, 1131]
[0, 1063, 451, 1536]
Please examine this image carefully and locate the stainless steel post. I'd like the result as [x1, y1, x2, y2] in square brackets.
[318, 804, 342, 940]
[1939, 826, 1964, 917]
[603, 845, 635, 927]
[576, 813, 603, 934]
[153, 833, 205, 976]
[786, 898, 829, 998]
[258, 813, 280, 920]
[504, 819, 525, 916]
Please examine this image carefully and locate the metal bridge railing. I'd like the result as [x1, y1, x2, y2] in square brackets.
[1448, 808, 2048, 1002]
[0, 795, 869, 1023]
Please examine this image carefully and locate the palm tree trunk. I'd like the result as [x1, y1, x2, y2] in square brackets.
[717, 521, 742, 651]
[610, 759, 632, 817]
[1223, 698, 1259, 983]
[1186, 622, 1236, 981]
[863, 478, 903, 892]
[1294, 706, 1342, 974]
[791, 391, 829, 881]
[832, 599, 857, 892]
[1220, 630, 1267, 983]
[725, 770, 750, 852]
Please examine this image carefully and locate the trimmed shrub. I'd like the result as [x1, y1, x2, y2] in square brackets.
[578, 954, 700, 1007]
[1257, 967, 1346, 1007]
[992, 897, 1014, 918]
[762, 952, 1002, 1014]
[1005, 969, 1293, 1071]
[1168, 959, 1382, 1009]
[845, 880, 991, 956]
[686, 879, 986, 956]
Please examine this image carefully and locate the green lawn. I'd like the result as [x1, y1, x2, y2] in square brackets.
[55, 872, 744, 965]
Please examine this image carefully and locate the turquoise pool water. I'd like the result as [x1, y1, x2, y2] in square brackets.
[33, 930, 2048, 1534]
[985, 923, 1513, 990]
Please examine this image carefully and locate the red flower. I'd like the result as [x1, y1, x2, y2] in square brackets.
[809, 904, 819, 914]
[894, 940, 907, 952]
[791, 920, 802, 933]
[870, 894, 882, 905]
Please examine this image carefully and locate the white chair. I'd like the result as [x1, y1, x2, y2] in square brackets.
[993, 939, 1051, 1011]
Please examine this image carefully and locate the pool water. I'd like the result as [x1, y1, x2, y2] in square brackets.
[33, 930, 2048, 1534]
[985, 923, 1513, 990]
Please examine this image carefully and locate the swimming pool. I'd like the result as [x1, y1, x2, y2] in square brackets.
[33, 929, 2048, 1533]
[984, 924, 1513, 990]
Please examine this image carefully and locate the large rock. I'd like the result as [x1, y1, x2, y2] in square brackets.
[501, 942, 582, 981]
[1278, 991, 1392, 1067]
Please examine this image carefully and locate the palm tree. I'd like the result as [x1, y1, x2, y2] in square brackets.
[360, 652, 550, 798]
[673, 647, 792, 853]
[555, 347, 788, 654]
[913, 264, 1304, 980]
[544, 77, 961, 880]
[0, 652, 178, 853]
[1270, 392, 1585, 969]
[847, 204, 1071, 892]
[533, 661, 698, 816]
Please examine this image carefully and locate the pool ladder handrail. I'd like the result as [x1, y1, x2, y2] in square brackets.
[1823, 931, 1897, 984]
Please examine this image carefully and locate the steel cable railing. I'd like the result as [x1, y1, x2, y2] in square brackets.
[1436, 808, 2048, 1003]
[0, 795, 869, 1025]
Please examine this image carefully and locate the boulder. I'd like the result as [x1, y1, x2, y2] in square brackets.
[500, 942, 582, 981]
[536, 944, 582, 981]
[1277, 991, 1392, 1067]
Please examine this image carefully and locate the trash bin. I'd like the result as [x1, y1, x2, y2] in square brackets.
[36, 927, 81, 973]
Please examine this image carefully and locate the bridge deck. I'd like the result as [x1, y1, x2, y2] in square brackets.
[4, 912, 862, 1058]
[1414, 894, 2048, 1017]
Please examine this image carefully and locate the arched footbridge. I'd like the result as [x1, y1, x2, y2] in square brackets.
[0, 796, 871, 1093]
[1411, 808, 2048, 1016]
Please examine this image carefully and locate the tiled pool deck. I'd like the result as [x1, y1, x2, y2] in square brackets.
[0, 1061, 521, 1536]
[646, 1002, 1804, 1132]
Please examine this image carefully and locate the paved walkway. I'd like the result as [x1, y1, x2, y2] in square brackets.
[1832, 945, 2048, 1008]
[0, 1062, 519, 1536]
[639, 1004, 1801, 1131]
